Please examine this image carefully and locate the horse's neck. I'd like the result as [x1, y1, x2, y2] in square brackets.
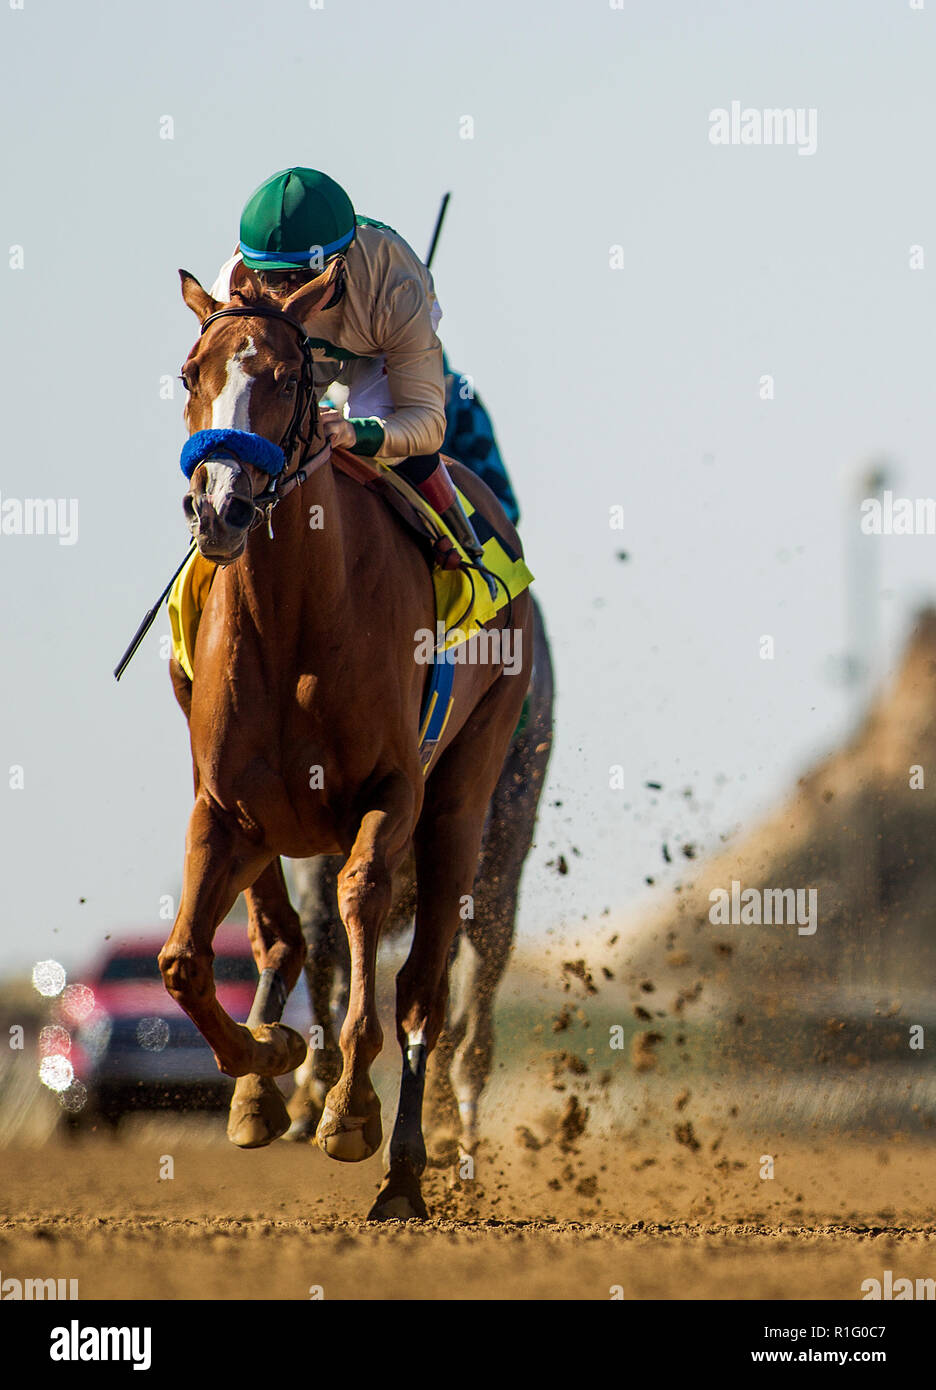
[232, 462, 349, 635]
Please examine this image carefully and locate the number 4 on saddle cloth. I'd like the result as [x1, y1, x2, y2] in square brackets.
[167, 450, 534, 775]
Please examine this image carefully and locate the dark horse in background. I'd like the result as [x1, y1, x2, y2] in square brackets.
[160, 264, 552, 1219]
[285, 594, 554, 1158]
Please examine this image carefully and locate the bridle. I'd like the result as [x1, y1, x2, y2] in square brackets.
[195, 302, 331, 534]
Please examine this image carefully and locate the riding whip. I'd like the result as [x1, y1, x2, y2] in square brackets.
[425, 192, 451, 270]
[113, 543, 196, 680]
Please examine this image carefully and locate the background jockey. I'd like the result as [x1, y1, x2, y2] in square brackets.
[210, 166, 513, 572]
[441, 352, 519, 527]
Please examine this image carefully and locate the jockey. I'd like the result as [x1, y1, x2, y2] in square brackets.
[211, 166, 493, 575]
[324, 353, 521, 527]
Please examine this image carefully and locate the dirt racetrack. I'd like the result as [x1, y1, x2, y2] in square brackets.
[2, 1116, 934, 1300]
[3, 936, 935, 1301]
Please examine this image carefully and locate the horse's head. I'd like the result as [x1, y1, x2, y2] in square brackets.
[177, 264, 339, 564]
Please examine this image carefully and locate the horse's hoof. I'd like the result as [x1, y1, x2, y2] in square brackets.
[281, 1090, 320, 1144]
[316, 1104, 382, 1163]
[367, 1169, 429, 1222]
[281, 1086, 325, 1142]
[227, 1075, 291, 1149]
[249, 1023, 308, 1076]
[282, 1116, 317, 1143]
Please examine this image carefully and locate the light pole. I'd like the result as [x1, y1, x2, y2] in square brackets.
[843, 459, 890, 1000]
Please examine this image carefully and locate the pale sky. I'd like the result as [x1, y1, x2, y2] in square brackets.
[2, 0, 935, 975]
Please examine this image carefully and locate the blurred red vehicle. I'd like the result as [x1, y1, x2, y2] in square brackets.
[65, 925, 305, 1127]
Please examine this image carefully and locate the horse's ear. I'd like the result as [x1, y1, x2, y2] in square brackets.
[229, 259, 261, 301]
[282, 257, 344, 324]
[179, 270, 219, 323]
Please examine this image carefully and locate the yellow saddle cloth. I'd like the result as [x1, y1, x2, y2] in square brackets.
[168, 461, 533, 683]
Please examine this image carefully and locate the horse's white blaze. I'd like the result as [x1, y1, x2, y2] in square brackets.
[210, 337, 257, 430]
[203, 458, 244, 513]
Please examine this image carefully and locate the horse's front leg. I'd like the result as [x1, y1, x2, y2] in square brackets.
[315, 777, 416, 1163]
[227, 858, 308, 1148]
[158, 794, 307, 1079]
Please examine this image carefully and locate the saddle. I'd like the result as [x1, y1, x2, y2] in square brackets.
[331, 448, 515, 578]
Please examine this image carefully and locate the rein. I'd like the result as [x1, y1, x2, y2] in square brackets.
[115, 302, 329, 679]
[197, 303, 330, 534]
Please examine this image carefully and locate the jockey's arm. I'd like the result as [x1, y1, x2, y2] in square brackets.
[345, 275, 446, 462]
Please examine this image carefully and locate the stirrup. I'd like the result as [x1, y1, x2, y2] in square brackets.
[468, 553, 499, 601]
[440, 500, 498, 599]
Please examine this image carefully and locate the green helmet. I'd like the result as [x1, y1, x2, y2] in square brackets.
[238, 167, 356, 272]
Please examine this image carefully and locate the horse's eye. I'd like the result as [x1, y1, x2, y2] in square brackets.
[281, 377, 298, 395]
[179, 371, 191, 393]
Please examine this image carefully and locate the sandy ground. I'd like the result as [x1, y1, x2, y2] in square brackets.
[1, 1117, 934, 1300]
[3, 950, 934, 1301]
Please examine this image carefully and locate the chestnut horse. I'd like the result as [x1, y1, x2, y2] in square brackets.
[286, 594, 554, 1157]
[159, 267, 533, 1219]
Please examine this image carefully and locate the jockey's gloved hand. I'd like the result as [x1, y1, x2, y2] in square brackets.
[319, 407, 357, 451]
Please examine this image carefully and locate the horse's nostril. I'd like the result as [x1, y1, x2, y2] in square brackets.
[224, 497, 255, 530]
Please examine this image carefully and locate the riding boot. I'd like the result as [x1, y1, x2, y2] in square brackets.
[395, 454, 497, 597]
